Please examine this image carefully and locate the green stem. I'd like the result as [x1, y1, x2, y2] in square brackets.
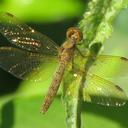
[64, 0, 127, 128]
[63, 73, 83, 128]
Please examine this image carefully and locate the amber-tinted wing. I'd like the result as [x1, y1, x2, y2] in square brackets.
[0, 12, 59, 55]
[0, 47, 58, 81]
[88, 55, 128, 79]
[0, 12, 60, 81]
[83, 74, 127, 106]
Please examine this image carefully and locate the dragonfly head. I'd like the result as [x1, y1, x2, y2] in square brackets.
[66, 27, 83, 44]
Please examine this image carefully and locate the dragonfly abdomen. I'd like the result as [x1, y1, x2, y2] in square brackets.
[41, 62, 66, 113]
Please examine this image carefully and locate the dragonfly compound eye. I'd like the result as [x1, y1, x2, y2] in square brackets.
[66, 27, 83, 43]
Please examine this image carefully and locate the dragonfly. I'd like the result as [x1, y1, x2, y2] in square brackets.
[0, 12, 128, 114]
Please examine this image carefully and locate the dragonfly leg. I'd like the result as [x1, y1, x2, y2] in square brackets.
[71, 57, 75, 70]
[76, 47, 90, 58]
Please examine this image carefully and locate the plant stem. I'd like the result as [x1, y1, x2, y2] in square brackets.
[64, 0, 127, 128]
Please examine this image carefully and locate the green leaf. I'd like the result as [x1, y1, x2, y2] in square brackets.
[0, 95, 66, 128]
[0, 0, 84, 22]
[79, 0, 127, 47]
[0, 91, 128, 128]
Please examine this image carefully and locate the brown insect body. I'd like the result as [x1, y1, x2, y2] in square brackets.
[41, 27, 82, 113]
[0, 13, 128, 115]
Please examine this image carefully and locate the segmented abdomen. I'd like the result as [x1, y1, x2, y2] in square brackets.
[41, 62, 66, 113]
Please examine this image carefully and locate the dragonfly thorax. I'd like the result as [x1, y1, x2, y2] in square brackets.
[58, 27, 82, 65]
[59, 27, 83, 51]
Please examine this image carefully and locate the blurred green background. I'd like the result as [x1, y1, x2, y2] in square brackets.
[0, 0, 128, 128]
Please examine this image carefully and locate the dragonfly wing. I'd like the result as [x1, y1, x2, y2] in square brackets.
[88, 55, 128, 79]
[83, 74, 127, 106]
[0, 47, 58, 81]
[0, 12, 59, 55]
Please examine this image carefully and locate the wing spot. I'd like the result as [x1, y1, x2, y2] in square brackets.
[120, 57, 128, 61]
[6, 12, 14, 17]
[12, 39, 18, 42]
[115, 85, 123, 92]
